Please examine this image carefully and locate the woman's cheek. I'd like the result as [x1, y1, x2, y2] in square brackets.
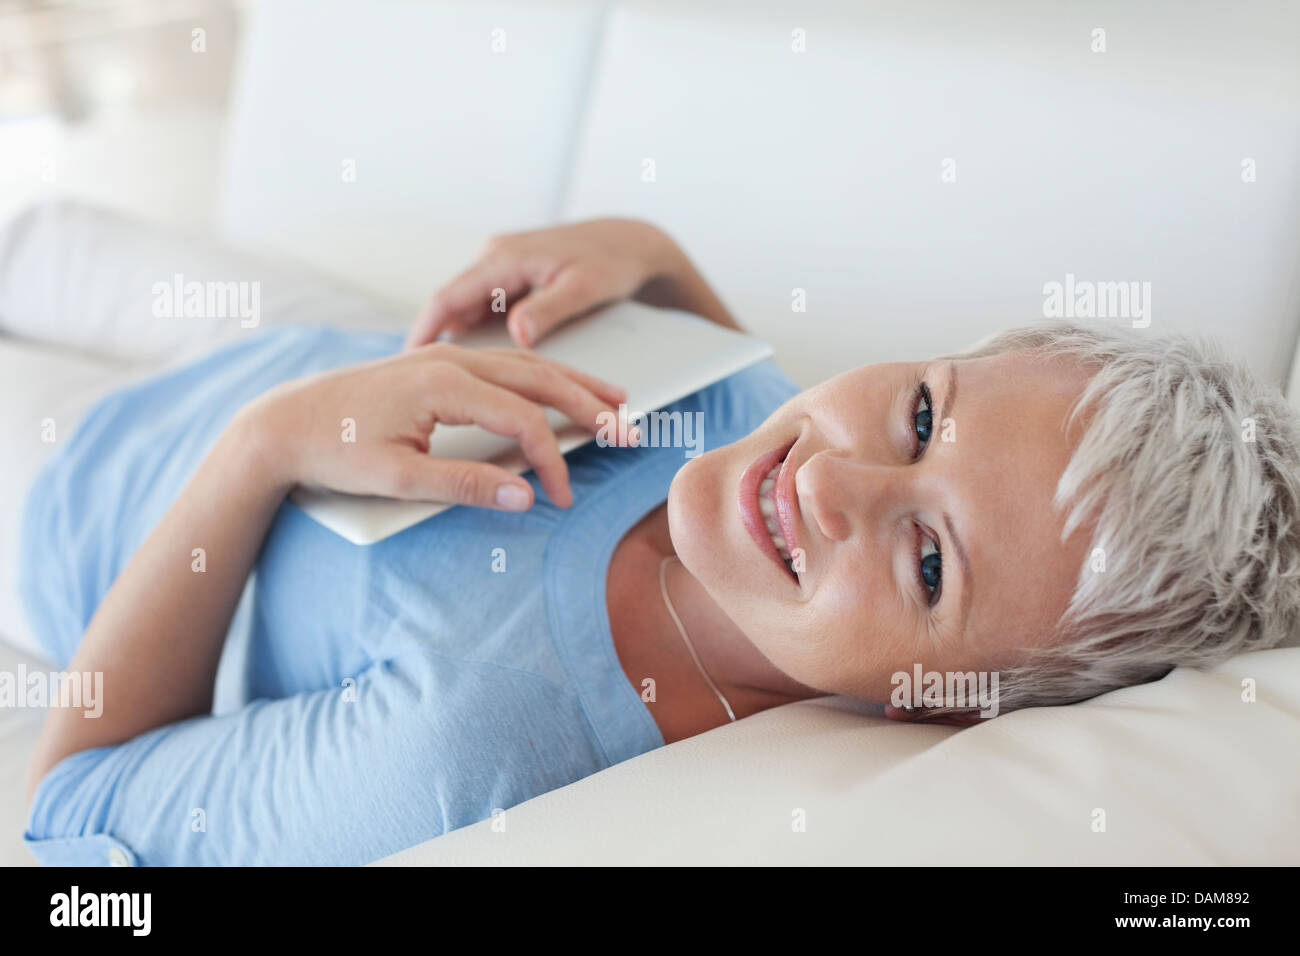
[784, 572, 894, 697]
[730, 601, 839, 691]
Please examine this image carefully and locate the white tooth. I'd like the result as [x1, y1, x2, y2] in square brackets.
[759, 496, 776, 517]
[764, 514, 780, 535]
[771, 534, 786, 551]
[759, 477, 775, 495]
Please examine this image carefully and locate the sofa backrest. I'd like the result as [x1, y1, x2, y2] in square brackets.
[220, 0, 1300, 388]
[561, 0, 1300, 386]
[219, 0, 606, 312]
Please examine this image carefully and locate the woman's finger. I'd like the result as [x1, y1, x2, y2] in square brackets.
[449, 351, 628, 437]
[406, 289, 461, 350]
[406, 260, 525, 350]
[479, 347, 627, 406]
[506, 265, 605, 347]
[422, 362, 574, 506]
[502, 350, 628, 406]
[557, 363, 627, 408]
[408, 266, 492, 345]
[380, 449, 535, 511]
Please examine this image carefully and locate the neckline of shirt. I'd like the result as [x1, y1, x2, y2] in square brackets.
[542, 445, 685, 766]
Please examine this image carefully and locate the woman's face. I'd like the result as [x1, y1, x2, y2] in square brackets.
[667, 350, 1095, 702]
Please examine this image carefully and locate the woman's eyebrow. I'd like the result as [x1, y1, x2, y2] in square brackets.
[938, 359, 958, 429]
[944, 511, 973, 633]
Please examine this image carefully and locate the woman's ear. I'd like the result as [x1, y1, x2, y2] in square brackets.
[883, 704, 987, 728]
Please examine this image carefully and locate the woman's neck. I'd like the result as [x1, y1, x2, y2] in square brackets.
[606, 504, 821, 744]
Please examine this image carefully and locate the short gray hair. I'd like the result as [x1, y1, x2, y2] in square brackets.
[924, 321, 1300, 719]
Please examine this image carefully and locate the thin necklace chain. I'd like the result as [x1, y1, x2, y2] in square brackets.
[658, 555, 737, 723]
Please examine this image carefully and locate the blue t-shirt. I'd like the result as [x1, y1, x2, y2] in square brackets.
[19, 323, 799, 866]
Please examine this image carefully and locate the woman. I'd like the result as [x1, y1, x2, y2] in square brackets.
[10, 203, 1300, 866]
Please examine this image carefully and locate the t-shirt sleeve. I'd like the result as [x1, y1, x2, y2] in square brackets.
[23, 657, 448, 866]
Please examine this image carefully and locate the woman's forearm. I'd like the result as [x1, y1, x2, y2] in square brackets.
[638, 229, 743, 332]
[25, 408, 289, 803]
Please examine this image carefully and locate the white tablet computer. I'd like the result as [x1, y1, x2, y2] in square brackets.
[291, 301, 774, 544]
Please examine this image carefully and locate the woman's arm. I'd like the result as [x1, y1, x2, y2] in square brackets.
[637, 228, 741, 332]
[24, 344, 628, 803]
[24, 647, 494, 865]
[23, 412, 282, 803]
[404, 218, 742, 350]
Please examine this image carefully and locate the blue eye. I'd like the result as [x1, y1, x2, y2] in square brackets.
[913, 383, 933, 451]
[917, 534, 942, 605]
[907, 380, 941, 607]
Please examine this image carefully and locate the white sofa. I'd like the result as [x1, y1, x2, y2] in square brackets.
[2, 0, 1299, 866]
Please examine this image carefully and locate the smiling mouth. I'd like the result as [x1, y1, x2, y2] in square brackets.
[757, 464, 796, 575]
[739, 440, 800, 583]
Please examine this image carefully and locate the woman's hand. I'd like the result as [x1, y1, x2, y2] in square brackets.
[242, 343, 629, 511]
[405, 218, 741, 350]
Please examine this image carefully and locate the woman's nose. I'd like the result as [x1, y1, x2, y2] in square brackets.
[795, 450, 900, 543]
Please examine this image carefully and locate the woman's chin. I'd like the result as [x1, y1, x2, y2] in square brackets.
[666, 453, 726, 581]
[666, 466, 698, 566]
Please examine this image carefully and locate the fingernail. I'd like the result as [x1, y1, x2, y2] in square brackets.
[496, 484, 530, 511]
